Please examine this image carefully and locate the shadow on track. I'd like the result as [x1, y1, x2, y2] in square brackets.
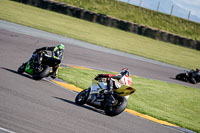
[169, 76, 200, 89]
[0, 67, 49, 83]
[169, 77, 182, 82]
[0, 67, 32, 79]
[169, 77, 189, 84]
[53, 96, 105, 115]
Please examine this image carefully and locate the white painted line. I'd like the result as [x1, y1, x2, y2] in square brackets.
[0, 127, 15, 133]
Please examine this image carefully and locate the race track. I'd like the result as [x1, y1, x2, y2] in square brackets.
[0, 21, 197, 133]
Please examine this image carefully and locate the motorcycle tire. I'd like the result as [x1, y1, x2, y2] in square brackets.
[104, 95, 127, 117]
[75, 89, 89, 105]
[189, 78, 197, 84]
[32, 65, 50, 80]
[176, 73, 188, 82]
[17, 63, 26, 74]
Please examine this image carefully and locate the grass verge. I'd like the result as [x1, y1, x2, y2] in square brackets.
[0, 0, 200, 69]
[55, 0, 200, 41]
[58, 67, 200, 133]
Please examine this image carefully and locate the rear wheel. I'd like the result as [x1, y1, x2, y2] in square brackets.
[189, 78, 197, 84]
[104, 95, 127, 116]
[75, 89, 89, 105]
[32, 65, 50, 80]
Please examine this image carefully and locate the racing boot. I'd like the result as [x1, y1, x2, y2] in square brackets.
[50, 71, 56, 79]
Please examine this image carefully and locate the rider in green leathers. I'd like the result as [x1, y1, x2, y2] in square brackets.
[34, 43, 65, 79]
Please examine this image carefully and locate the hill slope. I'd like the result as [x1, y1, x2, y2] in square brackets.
[55, 0, 200, 41]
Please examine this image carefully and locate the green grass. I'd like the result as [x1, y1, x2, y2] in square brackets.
[0, 0, 200, 69]
[55, 0, 200, 41]
[58, 67, 200, 133]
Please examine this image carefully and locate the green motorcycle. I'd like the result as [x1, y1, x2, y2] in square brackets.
[17, 50, 50, 80]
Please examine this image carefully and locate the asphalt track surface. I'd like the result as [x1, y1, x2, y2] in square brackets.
[0, 21, 197, 133]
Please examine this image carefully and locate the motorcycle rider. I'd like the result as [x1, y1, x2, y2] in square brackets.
[194, 68, 200, 76]
[94, 68, 132, 94]
[191, 68, 200, 83]
[34, 44, 65, 79]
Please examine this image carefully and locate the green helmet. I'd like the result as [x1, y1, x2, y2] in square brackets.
[57, 44, 65, 50]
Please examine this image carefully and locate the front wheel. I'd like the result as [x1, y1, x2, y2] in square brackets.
[32, 65, 50, 80]
[17, 63, 26, 74]
[104, 95, 127, 116]
[75, 89, 90, 105]
[176, 73, 188, 82]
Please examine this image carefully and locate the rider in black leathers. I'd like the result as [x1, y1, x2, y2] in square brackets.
[192, 68, 200, 79]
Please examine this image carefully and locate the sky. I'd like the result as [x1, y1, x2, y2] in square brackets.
[119, 0, 200, 22]
[173, 0, 200, 18]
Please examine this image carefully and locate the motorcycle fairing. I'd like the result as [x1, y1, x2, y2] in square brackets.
[115, 85, 136, 96]
[90, 79, 135, 96]
[90, 80, 107, 94]
[24, 60, 34, 75]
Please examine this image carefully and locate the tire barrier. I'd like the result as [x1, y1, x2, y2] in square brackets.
[13, 0, 200, 50]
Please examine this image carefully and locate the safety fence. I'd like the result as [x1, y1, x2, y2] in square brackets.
[13, 0, 200, 50]
[120, 0, 194, 21]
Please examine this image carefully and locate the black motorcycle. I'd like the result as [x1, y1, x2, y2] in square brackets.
[176, 70, 200, 84]
[17, 50, 50, 80]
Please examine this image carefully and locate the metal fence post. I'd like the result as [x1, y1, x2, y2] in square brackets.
[170, 5, 174, 15]
[157, 2, 160, 11]
[139, 0, 142, 7]
[188, 10, 191, 20]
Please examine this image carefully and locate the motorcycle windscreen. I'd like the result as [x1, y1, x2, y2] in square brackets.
[115, 85, 136, 96]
